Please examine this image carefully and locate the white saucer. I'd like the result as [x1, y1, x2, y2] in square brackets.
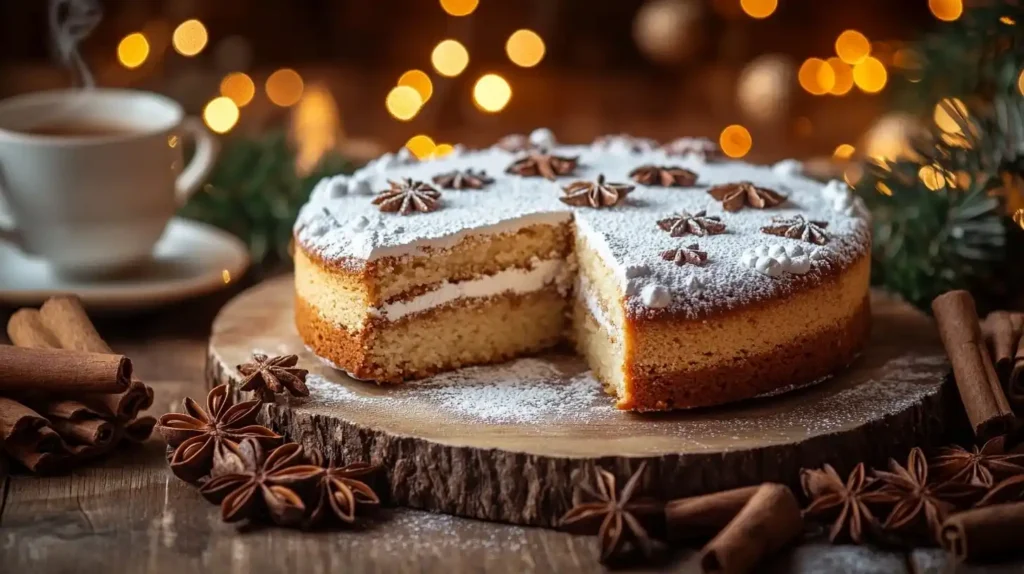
[0, 218, 250, 311]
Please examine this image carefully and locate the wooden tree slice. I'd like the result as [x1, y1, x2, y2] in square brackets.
[208, 276, 951, 527]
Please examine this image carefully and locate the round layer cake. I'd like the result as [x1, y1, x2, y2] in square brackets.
[293, 130, 872, 411]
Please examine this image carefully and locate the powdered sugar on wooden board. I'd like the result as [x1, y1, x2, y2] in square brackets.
[293, 132, 871, 320]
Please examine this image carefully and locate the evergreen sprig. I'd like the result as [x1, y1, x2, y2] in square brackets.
[177, 131, 353, 271]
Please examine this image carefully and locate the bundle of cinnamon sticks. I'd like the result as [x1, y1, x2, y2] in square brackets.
[1, 295, 155, 473]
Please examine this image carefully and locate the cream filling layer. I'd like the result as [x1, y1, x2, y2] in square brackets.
[576, 275, 618, 336]
[369, 258, 568, 322]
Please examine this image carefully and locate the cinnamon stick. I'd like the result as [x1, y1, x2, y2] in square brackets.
[931, 291, 1015, 438]
[6, 308, 62, 349]
[941, 502, 1024, 562]
[665, 486, 760, 542]
[983, 311, 1021, 381]
[49, 417, 115, 448]
[0, 397, 49, 442]
[0, 345, 131, 394]
[39, 295, 113, 353]
[699, 483, 803, 574]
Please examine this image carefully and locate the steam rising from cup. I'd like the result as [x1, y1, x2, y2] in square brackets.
[49, 0, 102, 88]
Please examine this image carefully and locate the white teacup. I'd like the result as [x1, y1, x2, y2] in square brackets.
[0, 88, 218, 277]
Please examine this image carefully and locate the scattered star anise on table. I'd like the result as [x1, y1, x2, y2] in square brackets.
[873, 448, 983, 545]
[629, 165, 699, 187]
[661, 137, 724, 161]
[656, 210, 726, 237]
[559, 462, 664, 564]
[431, 169, 494, 190]
[761, 214, 831, 245]
[707, 182, 786, 212]
[371, 179, 442, 215]
[661, 244, 707, 267]
[930, 436, 1024, 488]
[560, 174, 633, 208]
[800, 463, 893, 544]
[199, 439, 323, 526]
[237, 353, 310, 402]
[505, 151, 579, 180]
[304, 450, 380, 526]
[157, 383, 283, 485]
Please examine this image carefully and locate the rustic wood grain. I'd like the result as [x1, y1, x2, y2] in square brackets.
[206, 277, 952, 527]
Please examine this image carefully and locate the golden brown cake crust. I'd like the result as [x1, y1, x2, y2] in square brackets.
[619, 295, 871, 411]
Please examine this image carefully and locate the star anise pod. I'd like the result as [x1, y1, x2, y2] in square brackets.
[707, 182, 786, 212]
[505, 151, 578, 180]
[431, 169, 494, 190]
[629, 164, 699, 187]
[305, 450, 380, 526]
[371, 179, 442, 215]
[761, 214, 830, 245]
[873, 447, 983, 545]
[656, 210, 726, 237]
[157, 384, 283, 484]
[800, 463, 893, 544]
[977, 474, 1024, 506]
[560, 174, 633, 208]
[661, 137, 724, 161]
[930, 436, 1024, 488]
[237, 353, 310, 402]
[559, 462, 664, 564]
[661, 244, 707, 267]
[199, 439, 323, 526]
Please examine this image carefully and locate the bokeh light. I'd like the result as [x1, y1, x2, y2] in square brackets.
[432, 40, 470, 77]
[740, 0, 777, 19]
[835, 30, 870, 65]
[439, 0, 478, 17]
[934, 98, 968, 134]
[473, 74, 512, 113]
[117, 33, 149, 69]
[405, 135, 437, 159]
[827, 58, 854, 96]
[506, 29, 546, 68]
[398, 70, 434, 103]
[172, 19, 208, 57]
[852, 57, 887, 93]
[266, 69, 304, 107]
[220, 72, 255, 107]
[433, 144, 456, 158]
[719, 125, 752, 158]
[798, 58, 835, 95]
[1018, 69, 1024, 95]
[918, 165, 948, 190]
[833, 144, 856, 160]
[203, 97, 240, 134]
[929, 0, 963, 22]
[386, 86, 424, 121]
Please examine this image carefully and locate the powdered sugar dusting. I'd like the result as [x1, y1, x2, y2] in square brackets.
[294, 133, 871, 320]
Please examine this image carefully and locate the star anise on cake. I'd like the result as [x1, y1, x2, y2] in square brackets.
[237, 353, 310, 402]
[431, 169, 494, 190]
[661, 244, 707, 267]
[505, 151, 579, 180]
[930, 436, 1024, 488]
[559, 463, 664, 564]
[200, 439, 323, 526]
[800, 463, 893, 544]
[760, 214, 830, 245]
[560, 175, 633, 208]
[873, 448, 983, 544]
[305, 450, 380, 526]
[656, 210, 726, 237]
[661, 137, 724, 161]
[629, 165, 699, 187]
[157, 383, 283, 484]
[371, 179, 442, 215]
[708, 182, 786, 212]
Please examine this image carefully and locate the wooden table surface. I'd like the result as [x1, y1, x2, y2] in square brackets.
[0, 282, 1015, 573]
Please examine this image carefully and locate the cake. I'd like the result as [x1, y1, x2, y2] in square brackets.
[293, 129, 872, 411]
